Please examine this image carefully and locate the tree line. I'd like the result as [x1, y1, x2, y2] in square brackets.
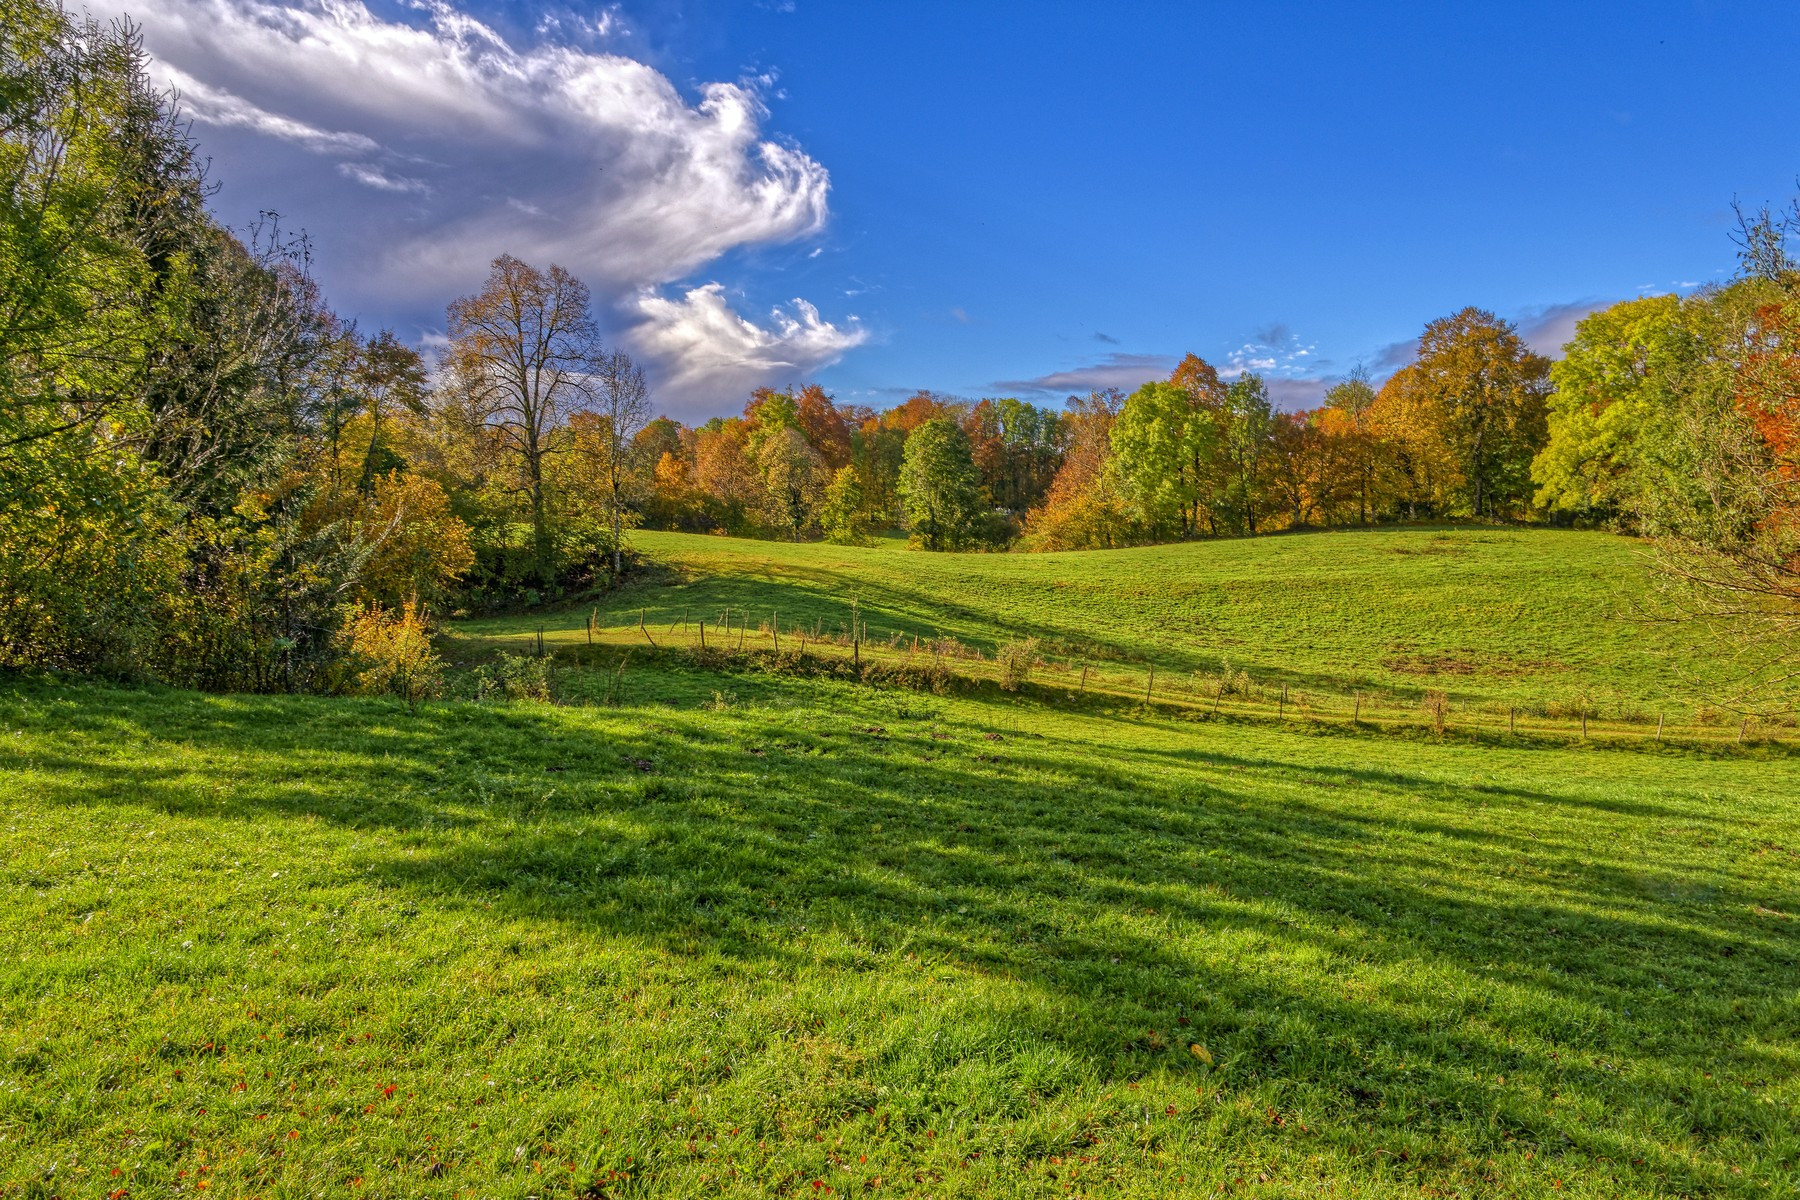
[5, 1, 1797, 697]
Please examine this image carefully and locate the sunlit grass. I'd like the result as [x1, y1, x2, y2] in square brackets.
[3, 667, 1796, 1197]
[459, 527, 1710, 717]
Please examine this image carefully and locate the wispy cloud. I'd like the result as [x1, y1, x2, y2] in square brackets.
[1513, 299, 1610, 358]
[113, 0, 857, 411]
[992, 352, 1177, 396]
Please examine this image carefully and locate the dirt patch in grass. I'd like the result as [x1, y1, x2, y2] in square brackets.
[1384, 648, 1569, 678]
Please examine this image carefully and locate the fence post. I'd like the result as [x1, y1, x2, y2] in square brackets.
[1079, 663, 1089, 696]
[1580, 710, 1587, 739]
[1509, 707, 1515, 735]
[1352, 692, 1360, 724]
[639, 608, 656, 649]
[1656, 712, 1664, 742]
[1145, 663, 1155, 705]
[1739, 715, 1750, 744]
[772, 612, 780, 653]
[1279, 684, 1287, 720]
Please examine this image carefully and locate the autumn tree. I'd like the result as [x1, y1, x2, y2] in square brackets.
[693, 419, 760, 533]
[349, 330, 429, 492]
[1396, 308, 1551, 518]
[445, 255, 603, 583]
[756, 426, 827, 540]
[1318, 366, 1386, 524]
[1022, 389, 1132, 549]
[795, 384, 853, 470]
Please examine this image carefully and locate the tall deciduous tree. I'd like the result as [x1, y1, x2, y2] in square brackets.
[1407, 307, 1551, 518]
[1531, 295, 1710, 524]
[1320, 366, 1384, 524]
[594, 349, 650, 574]
[756, 426, 826, 540]
[445, 255, 602, 582]
[1110, 377, 1218, 536]
[898, 417, 986, 550]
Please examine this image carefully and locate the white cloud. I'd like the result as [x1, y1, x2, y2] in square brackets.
[161, 64, 380, 154]
[336, 161, 429, 194]
[628, 284, 866, 418]
[112, 0, 854, 410]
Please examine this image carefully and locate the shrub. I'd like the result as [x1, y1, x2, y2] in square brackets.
[340, 601, 443, 707]
[997, 638, 1040, 692]
[471, 652, 554, 702]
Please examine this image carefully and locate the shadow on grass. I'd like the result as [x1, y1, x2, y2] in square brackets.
[11, 674, 1799, 1191]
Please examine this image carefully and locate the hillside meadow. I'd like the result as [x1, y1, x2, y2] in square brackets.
[458, 527, 1745, 733]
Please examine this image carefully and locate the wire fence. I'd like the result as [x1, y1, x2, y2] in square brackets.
[470, 609, 1793, 751]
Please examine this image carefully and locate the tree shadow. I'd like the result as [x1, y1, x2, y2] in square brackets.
[13, 677, 1799, 1192]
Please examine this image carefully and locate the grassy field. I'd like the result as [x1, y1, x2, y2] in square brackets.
[5, 528, 1798, 1197]
[458, 528, 1718, 719]
[3, 659, 1798, 1198]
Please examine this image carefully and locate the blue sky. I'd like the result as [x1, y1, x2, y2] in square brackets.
[111, 0, 1800, 419]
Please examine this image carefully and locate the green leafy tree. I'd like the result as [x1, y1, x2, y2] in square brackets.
[1218, 373, 1277, 534]
[1109, 380, 1218, 537]
[820, 465, 872, 545]
[898, 417, 986, 550]
[1532, 295, 1712, 524]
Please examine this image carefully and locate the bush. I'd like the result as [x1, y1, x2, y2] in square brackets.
[339, 601, 443, 707]
[996, 638, 1040, 692]
[471, 652, 554, 702]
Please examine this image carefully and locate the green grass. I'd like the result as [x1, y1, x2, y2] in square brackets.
[459, 528, 1717, 717]
[4, 658, 1797, 1198]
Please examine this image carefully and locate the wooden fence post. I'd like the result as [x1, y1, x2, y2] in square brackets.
[1508, 707, 1515, 735]
[1078, 663, 1089, 696]
[1656, 712, 1664, 742]
[1739, 715, 1750, 744]
[1580, 710, 1587, 739]
[772, 613, 780, 653]
[1352, 692, 1360, 724]
[1145, 663, 1155, 705]
[698, 619, 706, 650]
